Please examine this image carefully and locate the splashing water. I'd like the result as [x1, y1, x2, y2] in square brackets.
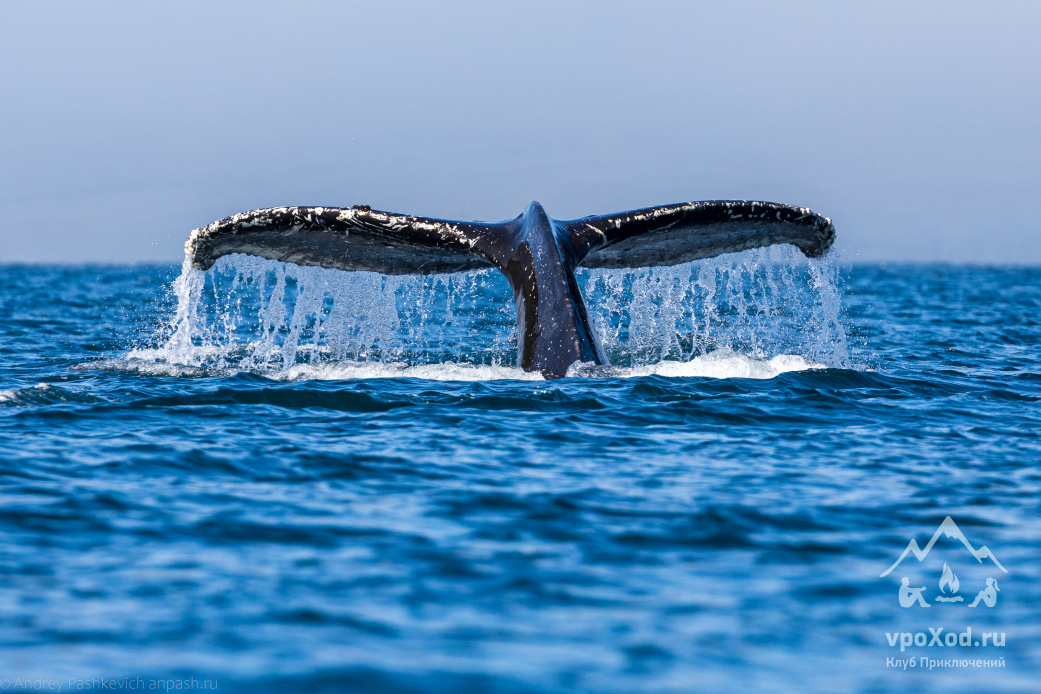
[581, 245, 849, 369]
[129, 246, 849, 380]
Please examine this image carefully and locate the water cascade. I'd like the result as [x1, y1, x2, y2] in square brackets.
[134, 246, 849, 380]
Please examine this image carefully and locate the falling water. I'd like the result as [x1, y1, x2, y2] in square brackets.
[581, 245, 849, 369]
[133, 246, 849, 378]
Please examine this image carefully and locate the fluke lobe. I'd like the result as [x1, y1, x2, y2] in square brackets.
[186, 200, 836, 379]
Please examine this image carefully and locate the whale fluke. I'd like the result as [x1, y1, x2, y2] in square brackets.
[186, 205, 498, 275]
[562, 200, 835, 268]
[186, 200, 835, 378]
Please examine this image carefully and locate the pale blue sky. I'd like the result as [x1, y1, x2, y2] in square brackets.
[2, 1, 1039, 263]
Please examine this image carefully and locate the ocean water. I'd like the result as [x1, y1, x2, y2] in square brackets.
[0, 254, 1038, 693]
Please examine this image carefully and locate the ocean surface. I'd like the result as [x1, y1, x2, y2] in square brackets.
[0, 253, 1038, 693]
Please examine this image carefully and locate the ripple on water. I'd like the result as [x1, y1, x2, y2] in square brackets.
[1, 264, 1039, 693]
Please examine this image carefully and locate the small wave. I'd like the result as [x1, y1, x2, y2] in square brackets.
[0, 383, 105, 407]
[80, 356, 219, 378]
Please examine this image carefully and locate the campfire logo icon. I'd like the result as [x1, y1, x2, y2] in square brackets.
[936, 562, 963, 603]
[880, 517, 1007, 608]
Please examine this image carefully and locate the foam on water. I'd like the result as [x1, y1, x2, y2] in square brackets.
[634, 350, 821, 379]
[275, 362, 544, 382]
[106, 352, 817, 382]
[131, 247, 849, 381]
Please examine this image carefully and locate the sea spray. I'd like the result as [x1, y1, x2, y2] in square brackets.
[580, 246, 849, 369]
[137, 247, 849, 377]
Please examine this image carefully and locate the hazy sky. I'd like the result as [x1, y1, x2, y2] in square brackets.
[2, 1, 1039, 263]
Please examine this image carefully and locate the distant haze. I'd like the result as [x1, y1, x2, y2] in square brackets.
[2, 1, 1039, 263]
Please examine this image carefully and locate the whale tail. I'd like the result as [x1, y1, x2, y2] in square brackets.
[186, 200, 835, 378]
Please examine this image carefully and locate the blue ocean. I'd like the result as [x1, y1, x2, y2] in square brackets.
[1, 253, 1038, 693]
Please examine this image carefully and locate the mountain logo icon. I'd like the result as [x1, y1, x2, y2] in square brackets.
[880, 516, 1008, 578]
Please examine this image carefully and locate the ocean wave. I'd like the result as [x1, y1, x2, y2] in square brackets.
[81, 356, 225, 379]
[94, 349, 820, 383]
[0, 383, 105, 407]
[2, 264, 1039, 693]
